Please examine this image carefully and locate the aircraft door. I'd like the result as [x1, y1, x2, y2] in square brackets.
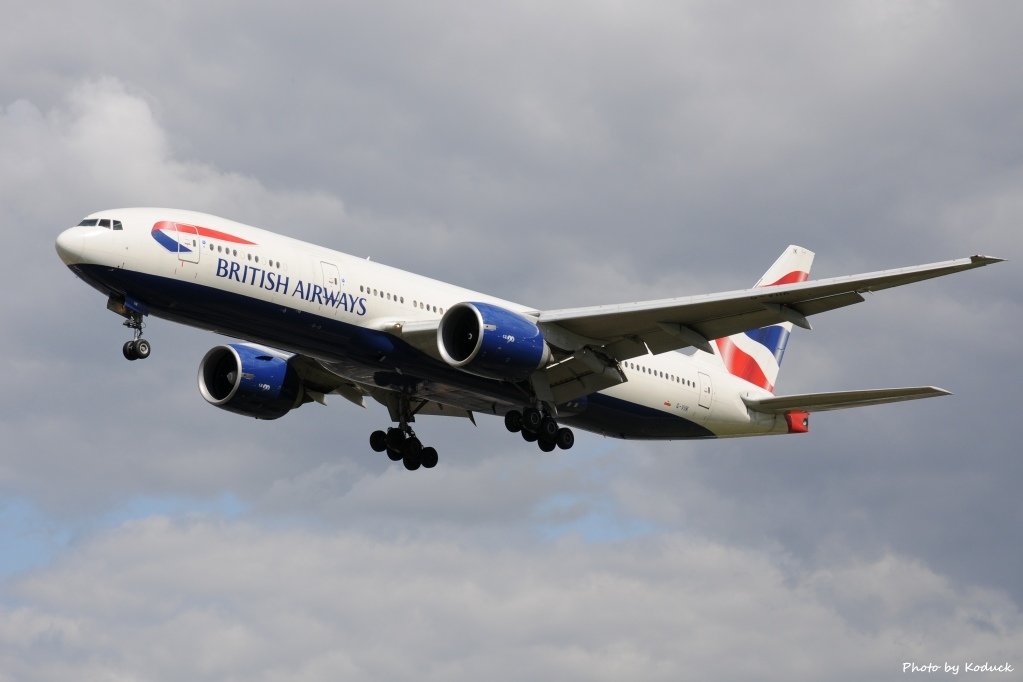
[321, 262, 341, 288]
[176, 223, 200, 264]
[698, 372, 712, 409]
[321, 261, 341, 298]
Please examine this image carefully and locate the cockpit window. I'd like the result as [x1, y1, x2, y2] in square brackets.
[77, 217, 123, 230]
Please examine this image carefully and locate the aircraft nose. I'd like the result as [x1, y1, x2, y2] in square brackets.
[55, 227, 83, 265]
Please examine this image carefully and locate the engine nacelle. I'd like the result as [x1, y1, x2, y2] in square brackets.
[438, 302, 551, 380]
[198, 344, 304, 420]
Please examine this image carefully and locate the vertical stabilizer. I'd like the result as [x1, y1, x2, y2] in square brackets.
[704, 245, 815, 393]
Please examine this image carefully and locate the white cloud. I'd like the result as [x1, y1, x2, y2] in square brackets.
[1, 518, 1019, 682]
[1, 3, 1021, 678]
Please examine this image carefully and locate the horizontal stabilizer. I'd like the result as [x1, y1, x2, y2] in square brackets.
[743, 386, 951, 413]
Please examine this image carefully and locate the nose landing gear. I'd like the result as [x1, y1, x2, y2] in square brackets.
[121, 310, 151, 361]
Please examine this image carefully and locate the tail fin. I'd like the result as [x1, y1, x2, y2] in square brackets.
[706, 245, 815, 393]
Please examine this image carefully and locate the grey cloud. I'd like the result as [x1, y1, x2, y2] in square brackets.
[1, 1, 1021, 678]
[2, 519, 1020, 682]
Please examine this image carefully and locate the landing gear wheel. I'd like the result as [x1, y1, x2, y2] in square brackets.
[538, 439, 556, 453]
[421, 447, 438, 469]
[372, 387, 439, 470]
[539, 417, 558, 441]
[134, 339, 151, 359]
[403, 437, 423, 458]
[521, 408, 542, 432]
[121, 309, 150, 361]
[370, 430, 388, 452]
[385, 428, 406, 451]
[385, 427, 406, 462]
[555, 427, 575, 450]
[522, 430, 539, 443]
[504, 410, 522, 433]
[403, 449, 422, 471]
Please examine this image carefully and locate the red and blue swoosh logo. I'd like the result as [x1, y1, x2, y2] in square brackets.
[151, 221, 256, 252]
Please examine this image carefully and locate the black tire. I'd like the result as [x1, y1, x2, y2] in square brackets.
[538, 439, 556, 453]
[421, 447, 439, 469]
[403, 437, 423, 458]
[522, 429, 539, 443]
[403, 450, 422, 471]
[521, 408, 542, 432]
[539, 417, 558, 440]
[123, 341, 138, 361]
[369, 430, 388, 452]
[555, 427, 575, 450]
[504, 410, 522, 433]
[134, 339, 151, 359]
[385, 428, 406, 451]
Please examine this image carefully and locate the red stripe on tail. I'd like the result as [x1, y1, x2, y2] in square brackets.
[714, 337, 774, 392]
[763, 270, 809, 287]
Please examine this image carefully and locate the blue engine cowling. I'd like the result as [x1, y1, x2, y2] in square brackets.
[197, 344, 304, 420]
[438, 302, 551, 380]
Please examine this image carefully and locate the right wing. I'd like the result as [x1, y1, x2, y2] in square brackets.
[388, 253, 1002, 404]
[530, 254, 1001, 403]
[536, 254, 1002, 359]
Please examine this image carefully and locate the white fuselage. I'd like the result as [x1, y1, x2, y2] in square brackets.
[56, 208, 790, 441]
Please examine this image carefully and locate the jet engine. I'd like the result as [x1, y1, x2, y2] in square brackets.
[198, 344, 305, 419]
[437, 302, 551, 380]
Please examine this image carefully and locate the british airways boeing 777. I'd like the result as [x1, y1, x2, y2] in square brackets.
[55, 209, 1001, 470]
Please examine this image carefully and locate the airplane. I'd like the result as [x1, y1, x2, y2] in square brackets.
[55, 208, 1002, 470]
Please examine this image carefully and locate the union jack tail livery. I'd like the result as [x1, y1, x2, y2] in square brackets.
[709, 245, 814, 394]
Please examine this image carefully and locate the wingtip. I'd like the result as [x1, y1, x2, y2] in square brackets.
[971, 254, 1006, 265]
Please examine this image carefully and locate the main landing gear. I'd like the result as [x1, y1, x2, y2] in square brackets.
[121, 310, 151, 361]
[369, 427, 439, 471]
[504, 407, 574, 453]
[368, 389, 438, 471]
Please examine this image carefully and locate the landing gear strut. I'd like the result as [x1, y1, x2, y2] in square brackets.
[504, 407, 574, 452]
[121, 310, 151, 361]
[368, 389, 439, 471]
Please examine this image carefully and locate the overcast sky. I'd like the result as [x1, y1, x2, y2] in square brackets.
[1, 1, 1021, 680]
